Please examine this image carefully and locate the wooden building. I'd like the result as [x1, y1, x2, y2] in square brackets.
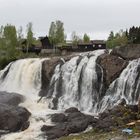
[39, 36, 52, 49]
[57, 40, 106, 54]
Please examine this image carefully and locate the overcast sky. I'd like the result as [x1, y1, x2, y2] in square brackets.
[0, 0, 140, 40]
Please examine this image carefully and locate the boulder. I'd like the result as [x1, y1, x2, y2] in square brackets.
[65, 107, 80, 113]
[41, 108, 97, 140]
[0, 103, 31, 132]
[0, 91, 24, 106]
[39, 58, 63, 97]
[97, 54, 128, 87]
[111, 44, 140, 60]
[51, 113, 67, 123]
[94, 104, 139, 132]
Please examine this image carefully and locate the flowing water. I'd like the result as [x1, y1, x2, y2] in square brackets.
[0, 58, 61, 140]
[0, 51, 140, 139]
[98, 58, 140, 113]
[48, 50, 105, 113]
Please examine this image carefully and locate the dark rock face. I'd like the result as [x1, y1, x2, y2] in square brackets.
[0, 91, 24, 106]
[39, 55, 77, 98]
[41, 105, 140, 139]
[65, 107, 79, 113]
[111, 44, 140, 60]
[0, 91, 31, 136]
[41, 107, 97, 140]
[94, 104, 139, 132]
[0, 103, 31, 132]
[51, 113, 67, 123]
[39, 58, 63, 97]
[97, 54, 128, 87]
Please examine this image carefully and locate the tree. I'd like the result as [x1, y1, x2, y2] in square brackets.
[71, 31, 81, 46]
[48, 22, 56, 45]
[17, 26, 23, 48]
[26, 22, 34, 52]
[107, 30, 128, 48]
[83, 33, 90, 43]
[48, 20, 65, 46]
[3, 24, 18, 57]
[108, 31, 114, 41]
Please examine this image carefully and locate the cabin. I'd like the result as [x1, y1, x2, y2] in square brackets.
[21, 39, 41, 54]
[39, 36, 52, 49]
[57, 40, 106, 55]
[20, 36, 106, 55]
[77, 40, 106, 51]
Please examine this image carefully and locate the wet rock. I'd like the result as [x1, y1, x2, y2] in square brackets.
[65, 107, 80, 113]
[111, 44, 140, 60]
[41, 108, 96, 140]
[0, 103, 31, 132]
[0, 91, 24, 106]
[94, 104, 139, 132]
[51, 113, 67, 123]
[39, 58, 62, 97]
[97, 54, 128, 87]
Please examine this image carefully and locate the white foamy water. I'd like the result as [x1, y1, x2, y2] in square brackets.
[49, 50, 105, 113]
[98, 58, 140, 113]
[0, 58, 61, 140]
[0, 50, 140, 139]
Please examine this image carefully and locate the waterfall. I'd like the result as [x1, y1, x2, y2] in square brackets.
[98, 58, 140, 113]
[48, 53, 140, 114]
[0, 58, 42, 96]
[0, 58, 60, 140]
[0, 51, 140, 139]
[48, 50, 105, 113]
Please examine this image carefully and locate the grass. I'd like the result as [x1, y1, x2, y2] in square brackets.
[60, 128, 140, 140]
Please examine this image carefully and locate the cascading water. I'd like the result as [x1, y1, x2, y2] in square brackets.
[0, 58, 60, 140]
[48, 50, 105, 113]
[98, 58, 140, 113]
[0, 51, 140, 139]
[48, 53, 140, 114]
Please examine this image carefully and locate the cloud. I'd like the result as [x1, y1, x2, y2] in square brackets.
[0, 0, 140, 39]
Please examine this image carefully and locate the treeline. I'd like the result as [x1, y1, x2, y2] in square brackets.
[107, 26, 140, 48]
[0, 22, 37, 69]
[0, 20, 91, 69]
[48, 20, 90, 46]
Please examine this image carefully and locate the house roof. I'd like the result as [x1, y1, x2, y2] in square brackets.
[90, 40, 106, 44]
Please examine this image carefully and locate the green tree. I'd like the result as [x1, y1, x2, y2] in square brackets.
[71, 31, 81, 46]
[48, 22, 56, 45]
[17, 26, 23, 48]
[83, 33, 90, 43]
[107, 30, 128, 48]
[3, 24, 18, 57]
[26, 22, 34, 52]
[48, 20, 65, 46]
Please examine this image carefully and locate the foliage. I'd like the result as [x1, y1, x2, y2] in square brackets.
[71, 31, 82, 45]
[107, 30, 128, 48]
[0, 24, 18, 58]
[83, 33, 90, 43]
[48, 20, 65, 46]
[17, 26, 24, 48]
[128, 26, 140, 43]
[26, 22, 34, 52]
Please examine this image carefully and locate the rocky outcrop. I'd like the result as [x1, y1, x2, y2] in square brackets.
[39, 58, 63, 97]
[97, 54, 128, 87]
[0, 92, 30, 136]
[39, 55, 75, 97]
[0, 91, 24, 106]
[41, 107, 97, 140]
[94, 104, 139, 132]
[111, 44, 140, 60]
[42, 104, 140, 139]
[0, 103, 31, 133]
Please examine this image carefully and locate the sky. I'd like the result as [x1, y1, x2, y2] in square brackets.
[0, 0, 140, 40]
